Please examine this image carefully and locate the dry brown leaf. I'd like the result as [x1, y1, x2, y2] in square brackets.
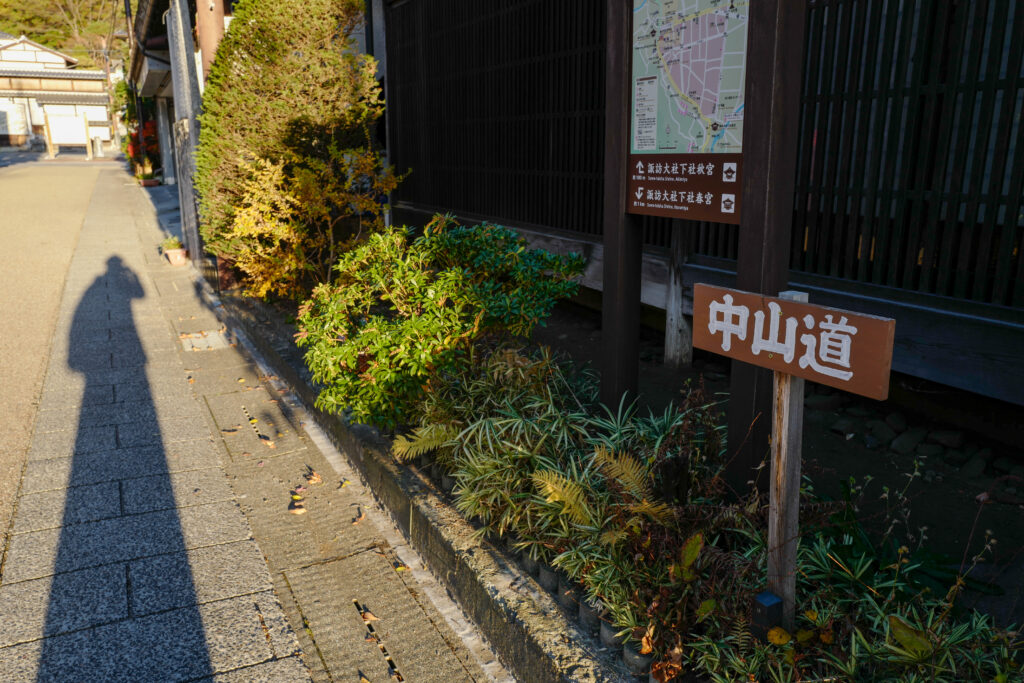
[361, 610, 379, 622]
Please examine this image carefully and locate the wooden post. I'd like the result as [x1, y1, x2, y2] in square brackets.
[43, 112, 55, 159]
[600, 0, 642, 409]
[83, 113, 93, 161]
[767, 290, 808, 631]
[725, 0, 808, 495]
[664, 219, 693, 368]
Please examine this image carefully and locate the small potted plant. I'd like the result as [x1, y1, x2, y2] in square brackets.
[161, 236, 188, 266]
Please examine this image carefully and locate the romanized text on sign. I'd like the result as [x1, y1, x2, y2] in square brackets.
[692, 284, 896, 400]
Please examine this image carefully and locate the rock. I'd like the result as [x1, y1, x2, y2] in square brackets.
[916, 443, 944, 458]
[977, 447, 994, 462]
[885, 412, 908, 433]
[863, 433, 881, 450]
[944, 449, 969, 466]
[928, 430, 965, 449]
[961, 455, 988, 478]
[830, 417, 857, 437]
[846, 404, 872, 417]
[992, 457, 1017, 474]
[890, 428, 928, 455]
[805, 393, 843, 412]
[867, 420, 897, 443]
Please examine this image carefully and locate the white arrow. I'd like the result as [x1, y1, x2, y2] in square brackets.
[636, 161, 645, 173]
[635, 187, 644, 199]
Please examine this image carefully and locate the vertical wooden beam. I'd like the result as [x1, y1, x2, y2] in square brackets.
[600, 0, 642, 409]
[195, 0, 226, 81]
[664, 219, 693, 368]
[726, 0, 808, 495]
[767, 290, 807, 631]
[83, 113, 93, 161]
[43, 112, 55, 159]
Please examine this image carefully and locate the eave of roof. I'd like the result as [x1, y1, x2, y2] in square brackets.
[0, 90, 108, 105]
[0, 68, 105, 80]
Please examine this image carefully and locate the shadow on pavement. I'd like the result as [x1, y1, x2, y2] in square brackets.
[38, 256, 213, 681]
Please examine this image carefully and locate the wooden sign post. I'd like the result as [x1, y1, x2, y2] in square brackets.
[693, 283, 895, 629]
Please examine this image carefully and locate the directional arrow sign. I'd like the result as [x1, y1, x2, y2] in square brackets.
[635, 187, 644, 199]
[636, 160, 645, 174]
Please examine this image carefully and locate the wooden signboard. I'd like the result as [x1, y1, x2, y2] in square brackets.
[693, 284, 895, 400]
[694, 283, 895, 630]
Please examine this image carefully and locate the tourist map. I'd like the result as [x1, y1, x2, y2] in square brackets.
[631, 0, 749, 155]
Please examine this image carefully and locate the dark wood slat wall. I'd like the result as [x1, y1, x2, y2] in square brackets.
[386, 0, 606, 238]
[794, 0, 1024, 307]
[386, 0, 1023, 309]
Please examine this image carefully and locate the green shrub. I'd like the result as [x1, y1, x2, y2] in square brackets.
[196, 0, 398, 296]
[295, 215, 585, 430]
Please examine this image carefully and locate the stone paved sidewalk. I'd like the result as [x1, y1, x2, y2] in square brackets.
[0, 165, 507, 682]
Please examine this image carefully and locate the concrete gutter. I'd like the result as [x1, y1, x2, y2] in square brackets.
[195, 286, 629, 682]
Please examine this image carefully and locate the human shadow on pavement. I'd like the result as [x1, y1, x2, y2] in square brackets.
[38, 257, 213, 681]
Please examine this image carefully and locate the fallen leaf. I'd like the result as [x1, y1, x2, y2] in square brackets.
[360, 675, 371, 683]
[352, 508, 366, 525]
[257, 461, 264, 467]
[305, 469, 323, 485]
[289, 505, 306, 516]
[221, 428, 239, 434]
[338, 478, 352, 488]
[241, 452, 252, 458]
[291, 494, 304, 501]
[237, 378, 246, 383]
[294, 485, 306, 493]
[361, 610, 379, 622]
[364, 634, 378, 643]
[249, 418, 258, 424]
[767, 626, 791, 645]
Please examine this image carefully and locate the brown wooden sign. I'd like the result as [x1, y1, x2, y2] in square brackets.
[626, 153, 743, 222]
[693, 284, 896, 400]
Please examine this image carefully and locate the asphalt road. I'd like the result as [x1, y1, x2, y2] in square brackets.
[0, 157, 99, 551]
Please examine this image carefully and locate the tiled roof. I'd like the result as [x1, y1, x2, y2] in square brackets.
[0, 30, 16, 40]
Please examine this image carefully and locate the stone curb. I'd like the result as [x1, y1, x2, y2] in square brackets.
[190, 279, 623, 683]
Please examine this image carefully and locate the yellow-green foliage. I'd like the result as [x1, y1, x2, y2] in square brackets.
[223, 159, 307, 299]
[196, 0, 400, 297]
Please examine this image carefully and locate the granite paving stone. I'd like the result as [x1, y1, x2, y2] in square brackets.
[122, 467, 234, 515]
[0, 564, 127, 648]
[28, 424, 117, 460]
[12, 481, 121, 534]
[129, 541, 273, 615]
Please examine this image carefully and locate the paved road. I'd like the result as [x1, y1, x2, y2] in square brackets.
[0, 158, 97, 568]
[0, 159, 509, 681]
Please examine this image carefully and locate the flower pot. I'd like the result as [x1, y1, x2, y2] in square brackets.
[139, 178, 159, 187]
[557, 573, 579, 610]
[430, 461, 442, 482]
[623, 643, 653, 676]
[599, 620, 624, 649]
[441, 473, 456, 493]
[519, 554, 539, 577]
[164, 248, 188, 266]
[578, 598, 601, 635]
[537, 564, 559, 592]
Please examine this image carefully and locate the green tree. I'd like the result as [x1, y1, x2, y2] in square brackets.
[0, 0, 125, 69]
[196, 0, 397, 297]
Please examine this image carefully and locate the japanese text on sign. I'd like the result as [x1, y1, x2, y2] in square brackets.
[692, 285, 896, 400]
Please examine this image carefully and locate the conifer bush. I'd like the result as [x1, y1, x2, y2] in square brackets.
[195, 0, 399, 297]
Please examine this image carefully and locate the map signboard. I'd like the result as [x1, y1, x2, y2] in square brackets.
[628, 0, 749, 224]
